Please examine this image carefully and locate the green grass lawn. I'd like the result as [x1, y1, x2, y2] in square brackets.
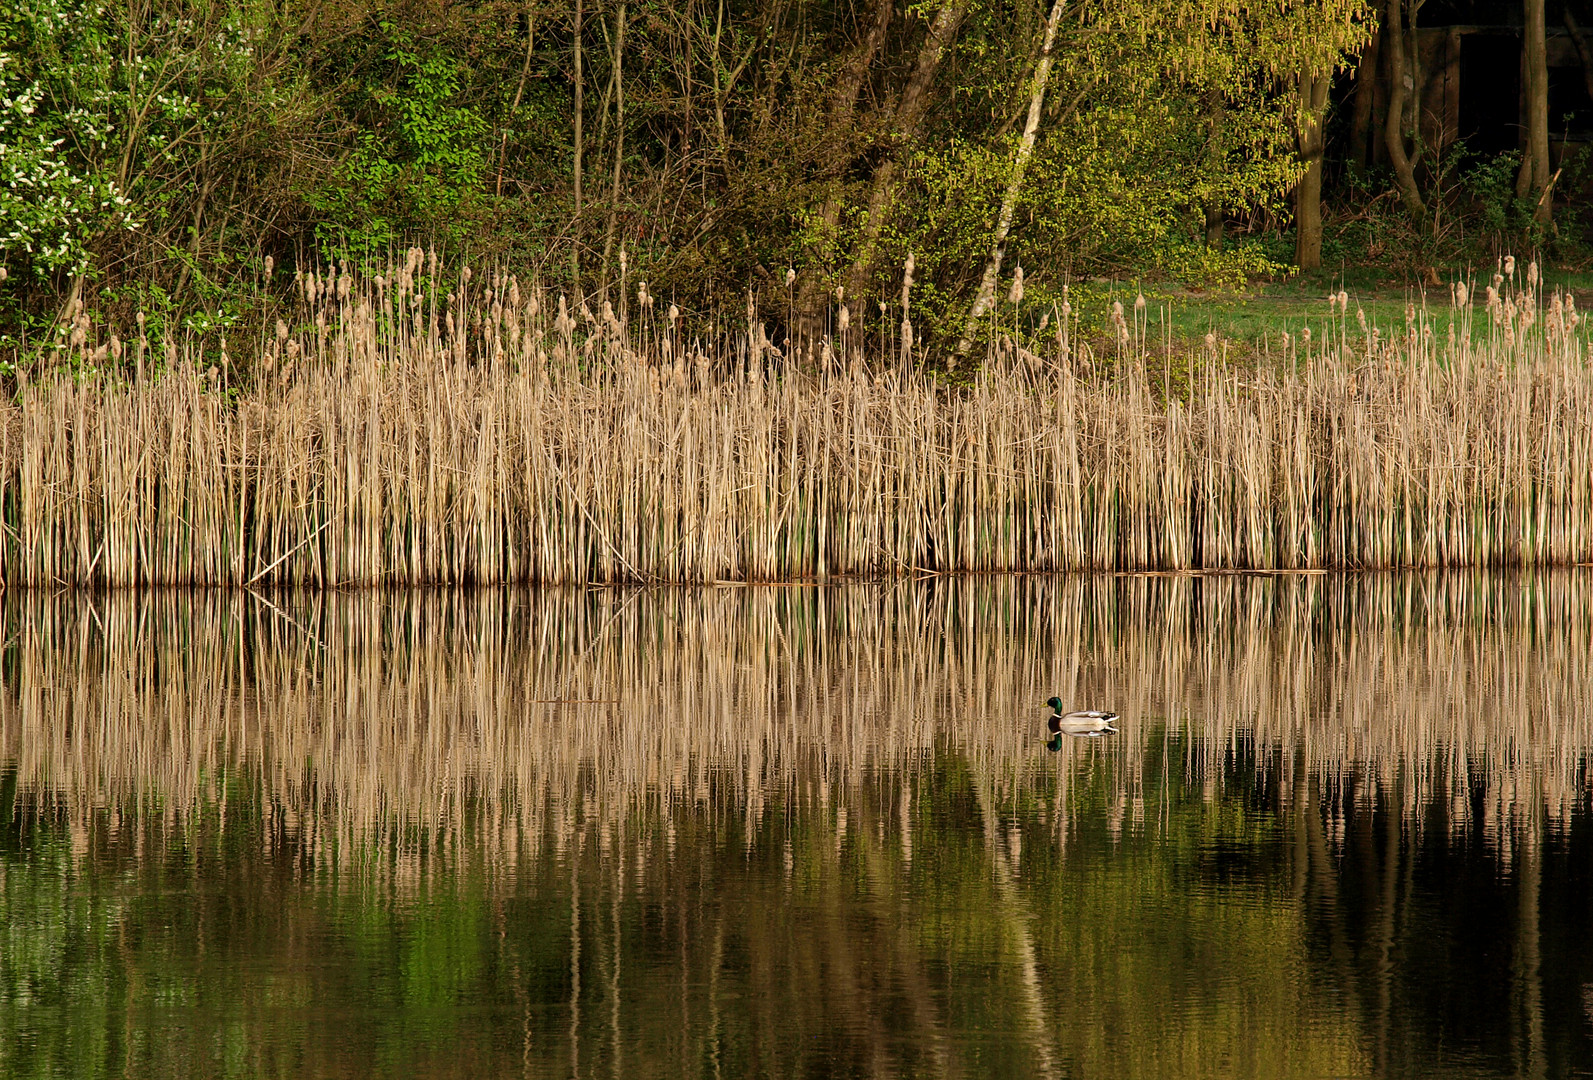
[1058, 265, 1593, 359]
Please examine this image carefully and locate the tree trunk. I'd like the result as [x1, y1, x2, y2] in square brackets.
[1382, 0, 1427, 225]
[790, 0, 895, 336]
[1517, 0, 1551, 224]
[955, 0, 1068, 360]
[1203, 89, 1226, 248]
[573, 0, 584, 216]
[1294, 69, 1331, 271]
[1348, 27, 1381, 174]
[842, 0, 970, 305]
[1566, 10, 1593, 102]
[572, 0, 585, 285]
[602, 3, 628, 279]
[1205, 205, 1225, 248]
[497, 9, 537, 198]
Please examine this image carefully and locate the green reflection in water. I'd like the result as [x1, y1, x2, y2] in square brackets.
[0, 578, 1590, 1078]
[3, 739, 1366, 1080]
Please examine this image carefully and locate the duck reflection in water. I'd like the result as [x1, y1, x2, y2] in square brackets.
[1044, 697, 1118, 751]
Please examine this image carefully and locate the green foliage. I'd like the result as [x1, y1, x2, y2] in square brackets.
[0, 0, 336, 338]
[0, 0, 1386, 344]
[308, 19, 489, 263]
[0, 0, 135, 278]
[840, 0, 1367, 334]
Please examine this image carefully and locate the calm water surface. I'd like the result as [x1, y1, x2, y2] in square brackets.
[3, 576, 1592, 1078]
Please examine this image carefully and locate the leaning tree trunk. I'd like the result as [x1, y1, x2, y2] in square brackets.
[955, 0, 1068, 361]
[1517, 0, 1552, 224]
[1382, 0, 1427, 226]
[790, 0, 895, 337]
[843, 0, 970, 306]
[1294, 69, 1331, 271]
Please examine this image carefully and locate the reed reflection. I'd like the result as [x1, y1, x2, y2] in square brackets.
[1, 575, 1591, 1079]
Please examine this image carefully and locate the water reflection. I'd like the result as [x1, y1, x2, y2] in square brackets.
[2, 576, 1591, 1078]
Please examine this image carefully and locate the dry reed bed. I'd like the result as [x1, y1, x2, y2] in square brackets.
[5, 262, 1592, 584]
[3, 575, 1588, 878]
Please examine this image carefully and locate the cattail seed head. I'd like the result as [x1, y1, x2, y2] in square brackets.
[1527, 261, 1539, 289]
[838, 305, 850, 334]
[1503, 255, 1516, 276]
[1134, 292, 1146, 315]
[1455, 282, 1469, 307]
[1008, 265, 1024, 307]
[784, 267, 795, 288]
[263, 255, 274, 280]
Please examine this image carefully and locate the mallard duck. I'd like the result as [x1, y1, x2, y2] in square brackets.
[1044, 697, 1118, 737]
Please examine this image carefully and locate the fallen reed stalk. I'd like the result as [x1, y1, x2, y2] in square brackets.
[4, 257, 1591, 584]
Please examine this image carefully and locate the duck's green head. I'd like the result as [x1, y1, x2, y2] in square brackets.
[1045, 733, 1065, 752]
[1044, 696, 1064, 712]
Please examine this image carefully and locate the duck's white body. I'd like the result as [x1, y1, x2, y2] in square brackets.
[1046, 705, 1118, 737]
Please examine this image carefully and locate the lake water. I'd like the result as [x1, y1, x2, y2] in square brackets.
[2, 576, 1592, 1078]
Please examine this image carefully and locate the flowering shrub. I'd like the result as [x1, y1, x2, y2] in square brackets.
[0, 17, 133, 278]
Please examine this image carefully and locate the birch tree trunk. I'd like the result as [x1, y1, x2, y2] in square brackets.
[954, 0, 1068, 361]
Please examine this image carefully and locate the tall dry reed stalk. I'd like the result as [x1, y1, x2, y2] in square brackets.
[4, 575, 1588, 880]
[4, 256, 1590, 585]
